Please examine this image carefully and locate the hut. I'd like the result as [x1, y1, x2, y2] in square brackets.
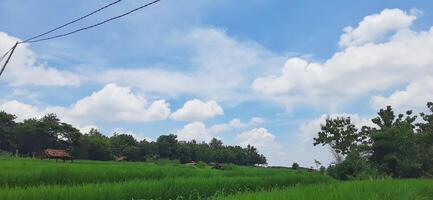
[209, 162, 225, 170]
[41, 149, 73, 162]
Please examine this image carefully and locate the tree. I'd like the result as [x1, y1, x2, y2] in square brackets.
[156, 134, 178, 160]
[209, 138, 223, 148]
[0, 111, 16, 152]
[110, 133, 139, 160]
[79, 129, 112, 160]
[292, 162, 299, 170]
[369, 106, 420, 177]
[0, 111, 268, 166]
[314, 117, 362, 155]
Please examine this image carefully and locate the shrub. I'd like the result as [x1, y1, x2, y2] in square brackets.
[291, 162, 299, 170]
[196, 161, 208, 169]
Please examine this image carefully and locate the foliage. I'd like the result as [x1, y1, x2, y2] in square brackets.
[0, 112, 266, 166]
[314, 102, 433, 179]
[291, 162, 299, 170]
[217, 179, 433, 200]
[0, 158, 332, 200]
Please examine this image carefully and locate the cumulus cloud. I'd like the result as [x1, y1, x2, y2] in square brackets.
[0, 83, 171, 128]
[176, 117, 265, 143]
[64, 83, 171, 123]
[0, 100, 43, 121]
[208, 117, 264, 133]
[371, 77, 433, 112]
[176, 121, 213, 142]
[171, 99, 223, 121]
[236, 128, 285, 165]
[339, 8, 417, 48]
[0, 32, 80, 86]
[253, 8, 433, 110]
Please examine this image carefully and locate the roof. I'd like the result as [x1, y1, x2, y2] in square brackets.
[44, 149, 71, 158]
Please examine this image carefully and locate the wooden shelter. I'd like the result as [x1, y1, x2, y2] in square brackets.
[115, 156, 127, 161]
[209, 162, 225, 170]
[41, 149, 73, 162]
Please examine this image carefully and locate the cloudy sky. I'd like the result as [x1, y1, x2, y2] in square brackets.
[1, 0, 433, 167]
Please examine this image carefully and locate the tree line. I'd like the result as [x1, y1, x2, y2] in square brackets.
[314, 102, 433, 180]
[0, 112, 266, 165]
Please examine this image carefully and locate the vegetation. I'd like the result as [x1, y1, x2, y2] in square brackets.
[218, 179, 433, 200]
[2, 101, 433, 199]
[314, 102, 433, 179]
[0, 158, 331, 200]
[0, 112, 266, 165]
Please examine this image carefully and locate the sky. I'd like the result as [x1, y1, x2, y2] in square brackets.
[1, 0, 433, 167]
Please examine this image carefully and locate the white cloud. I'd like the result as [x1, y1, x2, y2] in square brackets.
[339, 8, 416, 48]
[371, 77, 433, 112]
[236, 127, 286, 165]
[0, 32, 80, 86]
[176, 117, 264, 142]
[250, 117, 265, 125]
[110, 128, 154, 142]
[65, 83, 171, 123]
[253, 8, 433, 110]
[79, 125, 99, 135]
[98, 27, 284, 102]
[208, 117, 264, 134]
[171, 99, 223, 121]
[0, 83, 171, 128]
[98, 69, 197, 97]
[0, 100, 43, 121]
[176, 121, 213, 142]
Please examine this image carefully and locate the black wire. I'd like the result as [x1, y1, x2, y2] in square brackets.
[0, 47, 14, 64]
[0, 42, 18, 77]
[23, 0, 162, 44]
[20, 0, 123, 44]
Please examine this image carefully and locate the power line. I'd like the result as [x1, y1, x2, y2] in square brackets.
[20, 0, 123, 43]
[0, 42, 18, 77]
[22, 0, 162, 44]
[0, 47, 14, 64]
[0, 0, 162, 78]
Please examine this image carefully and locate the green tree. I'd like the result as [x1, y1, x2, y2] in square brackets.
[0, 111, 16, 152]
[370, 106, 420, 177]
[79, 128, 112, 160]
[110, 133, 139, 160]
[314, 117, 363, 155]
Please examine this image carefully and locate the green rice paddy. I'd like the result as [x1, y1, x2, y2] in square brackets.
[1, 157, 432, 200]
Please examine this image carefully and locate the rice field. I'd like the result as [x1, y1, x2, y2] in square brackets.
[0, 157, 332, 200]
[218, 179, 433, 200]
[2, 157, 431, 200]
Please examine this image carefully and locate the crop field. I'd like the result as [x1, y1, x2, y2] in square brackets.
[2, 158, 432, 200]
[0, 158, 331, 200]
[219, 179, 433, 200]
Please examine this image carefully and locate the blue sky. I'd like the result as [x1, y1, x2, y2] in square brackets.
[1, 0, 433, 167]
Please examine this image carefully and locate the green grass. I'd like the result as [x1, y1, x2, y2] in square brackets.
[0, 158, 324, 187]
[217, 179, 433, 200]
[0, 158, 332, 200]
[0, 174, 332, 200]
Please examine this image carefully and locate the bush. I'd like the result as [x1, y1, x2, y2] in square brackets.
[291, 162, 299, 170]
[319, 166, 326, 174]
[196, 161, 208, 169]
[155, 159, 180, 165]
[327, 151, 379, 180]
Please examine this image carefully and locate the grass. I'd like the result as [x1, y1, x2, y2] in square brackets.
[5, 157, 430, 200]
[0, 157, 332, 200]
[217, 179, 433, 200]
[0, 158, 325, 187]
[0, 174, 332, 200]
